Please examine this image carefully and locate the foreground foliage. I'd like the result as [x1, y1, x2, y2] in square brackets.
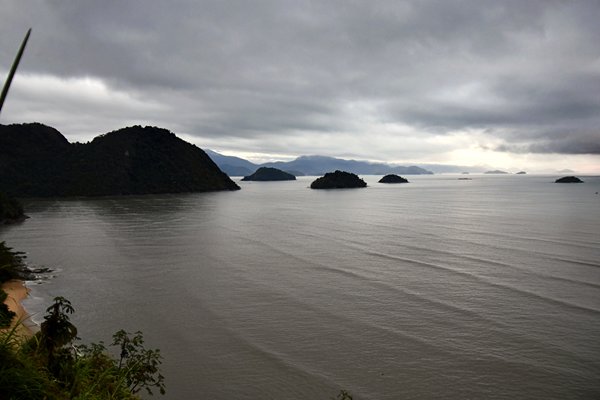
[0, 296, 165, 399]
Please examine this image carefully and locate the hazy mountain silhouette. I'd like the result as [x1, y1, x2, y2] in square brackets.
[204, 149, 258, 177]
[207, 151, 433, 176]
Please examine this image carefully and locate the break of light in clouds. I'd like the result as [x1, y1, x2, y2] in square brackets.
[1, 0, 599, 172]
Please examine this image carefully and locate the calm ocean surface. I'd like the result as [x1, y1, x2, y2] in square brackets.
[2, 174, 600, 399]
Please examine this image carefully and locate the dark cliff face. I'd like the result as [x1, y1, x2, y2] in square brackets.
[241, 167, 296, 181]
[310, 170, 367, 189]
[0, 123, 240, 197]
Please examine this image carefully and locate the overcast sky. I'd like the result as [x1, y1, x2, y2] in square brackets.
[1, 0, 599, 172]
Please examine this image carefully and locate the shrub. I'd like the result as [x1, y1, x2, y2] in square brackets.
[112, 330, 165, 396]
[0, 296, 165, 399]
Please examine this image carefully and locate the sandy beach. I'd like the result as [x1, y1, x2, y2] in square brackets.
[1, 279, 35, 338]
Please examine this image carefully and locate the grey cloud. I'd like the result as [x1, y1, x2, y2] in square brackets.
[498, 133, 600, 155]
[1, 0, 600, 162]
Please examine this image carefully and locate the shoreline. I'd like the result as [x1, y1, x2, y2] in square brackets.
[0, 214, 29, 225]
[1, 279, 35, 338]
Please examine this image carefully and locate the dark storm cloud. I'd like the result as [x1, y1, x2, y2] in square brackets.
[1, 0, 600, 159]
[498, 132, 600, 155]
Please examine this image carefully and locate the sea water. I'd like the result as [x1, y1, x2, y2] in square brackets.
[1, 174, 599, 399]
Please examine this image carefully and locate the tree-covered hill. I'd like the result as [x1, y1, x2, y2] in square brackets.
[242, 167, 296, 181]
[0, 123, 240, 197]
[310, 170, 367, 189]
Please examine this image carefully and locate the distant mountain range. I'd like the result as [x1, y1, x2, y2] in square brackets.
[205, 150, 434, 176]
[204, 150, 260, 177]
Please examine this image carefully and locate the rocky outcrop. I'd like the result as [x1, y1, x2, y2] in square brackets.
[555, 176, 583, 183]
[0, 192, 26, 224]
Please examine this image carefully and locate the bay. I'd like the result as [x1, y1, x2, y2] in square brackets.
[2, 174, 600, 399]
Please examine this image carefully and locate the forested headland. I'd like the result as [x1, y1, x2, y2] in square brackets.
[0, 123, 239, 197]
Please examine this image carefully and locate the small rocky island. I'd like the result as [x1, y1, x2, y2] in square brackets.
[379, 174, 409, 184]
[485, 170, 509, 174]
[242, 167, 296, 181]
[516, 171, 527, 175]
[310, 170, 367, 189]
[555, 176, 583, 183]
